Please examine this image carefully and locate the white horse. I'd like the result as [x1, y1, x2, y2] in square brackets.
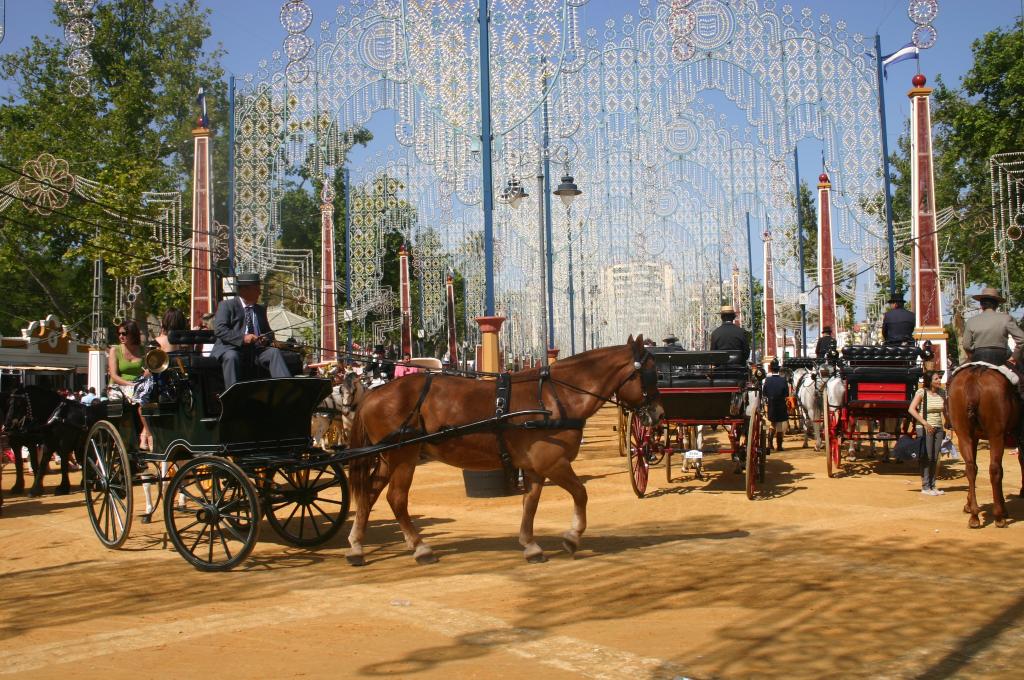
[311, 371, 367, 449]
[792, 365, 830, 450]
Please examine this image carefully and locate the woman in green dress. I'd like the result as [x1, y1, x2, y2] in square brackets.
[107, 319, 151, 450]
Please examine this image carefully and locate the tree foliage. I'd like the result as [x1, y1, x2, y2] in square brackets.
[0, 0, 226, 336]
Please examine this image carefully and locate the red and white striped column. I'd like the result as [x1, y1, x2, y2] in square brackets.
[446, 273, 458, 368]
[190, 125, 215, 323]
[399, 244, 413, 357]
[320, 182, 337, 362]
[763, 232, 778, 361]
[817, 172, 837, 334]
[909, 73, 948, 369]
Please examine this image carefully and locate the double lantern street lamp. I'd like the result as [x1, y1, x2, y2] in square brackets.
[500, 171, 583, 357]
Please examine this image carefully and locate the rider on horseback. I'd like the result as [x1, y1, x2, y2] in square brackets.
[962, 287, 1024, 366]
[962, 286, 1024, 411]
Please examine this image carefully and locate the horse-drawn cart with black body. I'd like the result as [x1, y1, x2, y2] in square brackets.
[823, 344, 931, 477]
[82, 330, 350, 570]
[620, 350, 767, 499]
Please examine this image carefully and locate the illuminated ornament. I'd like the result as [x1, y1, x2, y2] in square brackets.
[57, 0, 98, 97]
[18, 154, 75, 215]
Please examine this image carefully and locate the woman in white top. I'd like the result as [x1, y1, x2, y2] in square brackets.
[908, 371, 948, 495]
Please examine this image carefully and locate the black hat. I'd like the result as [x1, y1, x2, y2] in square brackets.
[236, 271, 261, 287]
[887, 292, 904, 304]
[662, 335, 679, 344]
[822, 326, 832, 334]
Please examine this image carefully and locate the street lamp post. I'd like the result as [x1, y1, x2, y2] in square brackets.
[554, 173, 582, 355]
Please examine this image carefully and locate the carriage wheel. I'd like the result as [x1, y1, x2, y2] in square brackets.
[164, 457, 260, 571]
[83, 421, 134, 548]
[627, 411, 651, 498]
[745, 397, 763, 500]
[263, 457, 351, 547]
[823, 392, 842, 478]
[617, 406, 629, 456]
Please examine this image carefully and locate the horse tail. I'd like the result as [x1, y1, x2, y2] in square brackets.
[345, 409, 377, 504]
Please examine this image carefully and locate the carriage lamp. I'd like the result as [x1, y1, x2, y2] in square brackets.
[343, 309, 353, 322]
[554, 173, 582, 208]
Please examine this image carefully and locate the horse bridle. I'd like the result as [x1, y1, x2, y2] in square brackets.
[547, 349, 659, 412]
[5, 392, 33, 432]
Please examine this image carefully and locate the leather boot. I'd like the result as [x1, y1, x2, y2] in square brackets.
[775, 432, 784, 451]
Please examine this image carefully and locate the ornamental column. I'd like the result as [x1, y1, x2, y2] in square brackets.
[399, 244, 413, 357]
[817, 172, 837, 335]
[909, 73, 948, 370]
[730, 264, 742, 326]
[190, 125, 216, 323]
[476, 315, 506, 373]
[763, 232, 778, 361]
[320, 182, 337, 362]
[446, 273, 459, 368]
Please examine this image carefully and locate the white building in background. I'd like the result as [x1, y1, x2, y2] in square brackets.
[597, 261, 674, 344]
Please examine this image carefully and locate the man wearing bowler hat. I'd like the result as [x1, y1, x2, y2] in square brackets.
[662, 335, 683, 350]
[710, 305, 750, 363]
[211, 271, 291, 388]
[962, 286, 1024, 366]
[882, 292, 915, 346]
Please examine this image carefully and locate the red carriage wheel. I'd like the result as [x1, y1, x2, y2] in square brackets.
[617, 406, 629, 457]
[627, 411, 651, 498]
[824, 392, 843, 478]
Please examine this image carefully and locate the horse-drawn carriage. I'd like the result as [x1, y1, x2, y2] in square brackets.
[620, 350, 768, 499]
[823, 344, 931, 477]
[81, 330, 350, 570]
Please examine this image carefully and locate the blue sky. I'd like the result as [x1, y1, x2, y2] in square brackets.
[1, 1, 1017, 319]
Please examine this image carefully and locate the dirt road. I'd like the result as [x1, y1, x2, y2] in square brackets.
[2, 407, 1023, 679]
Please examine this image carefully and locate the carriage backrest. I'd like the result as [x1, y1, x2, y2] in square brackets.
[652, 350, 747, 389]
[218, 377, 331, 447]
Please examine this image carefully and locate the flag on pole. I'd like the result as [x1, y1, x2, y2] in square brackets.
[196, 87, 209, 128]
[881, 43, 919, 79]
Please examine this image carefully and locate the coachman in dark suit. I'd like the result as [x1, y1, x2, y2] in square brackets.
[815, 326, 837, 358]
[882, 292, 916, 346]
[710, 305, 750, 363]
[211, 271, 291, 388]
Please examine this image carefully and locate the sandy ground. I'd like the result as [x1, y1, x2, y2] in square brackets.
[2, 405, 1023, 680]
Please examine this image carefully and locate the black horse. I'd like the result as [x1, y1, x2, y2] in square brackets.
[1, 389, 47, 502]
[2, 386, 95, 498]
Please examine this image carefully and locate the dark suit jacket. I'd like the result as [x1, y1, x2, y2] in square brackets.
[815, 335, 837, 358]
[710, 322, 750, 361]
[882, 307, 915, 345]
[211, 297, 275, 357]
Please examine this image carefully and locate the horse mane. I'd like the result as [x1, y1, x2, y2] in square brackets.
[509, 345, 626, 383]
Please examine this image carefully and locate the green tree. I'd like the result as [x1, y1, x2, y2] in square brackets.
[891, 18, 1024, 302]
[0, 0, 226, 336]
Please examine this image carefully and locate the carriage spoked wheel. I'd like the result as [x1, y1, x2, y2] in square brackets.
[823, 392, 842, 478]
[627, 410, 652, 498]
[164, 457, 261, 571]
[745, 396, 764, 500]
[263, 455, 351, 547]
[617, 406, 629, 456]
[83, 421, 134, 548]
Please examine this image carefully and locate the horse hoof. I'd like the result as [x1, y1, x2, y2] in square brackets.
[346, 554, 366, 567]
[415, 552, 439, 565]
[11, 484, 24, 495]
[995, 518, 1009, 528]
[27, 489, 42, 498]
[968, 517, 982, 529]
[140, 514, 152, 525]
[54, 486, 70, 496]
[562, 539, 578, 556]
[526, 553, 548, 564]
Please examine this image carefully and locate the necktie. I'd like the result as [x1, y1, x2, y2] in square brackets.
[244, 305, 256, 336]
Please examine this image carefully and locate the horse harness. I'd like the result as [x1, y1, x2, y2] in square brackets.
[372, 356, 657, 488]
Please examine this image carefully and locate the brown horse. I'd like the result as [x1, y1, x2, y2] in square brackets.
[345, 336, 662, 565]
[947, 364, 1023, 528]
